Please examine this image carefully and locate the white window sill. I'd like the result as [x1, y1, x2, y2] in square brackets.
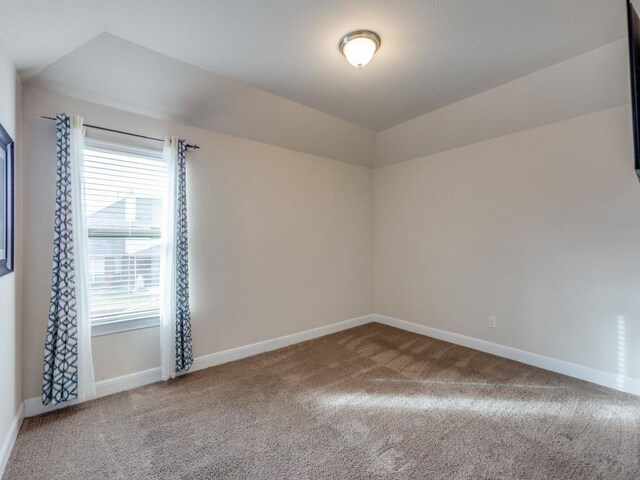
[91, 315, 160, 337]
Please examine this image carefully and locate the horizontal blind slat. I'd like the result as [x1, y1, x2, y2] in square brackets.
[83, 145, 167, 325]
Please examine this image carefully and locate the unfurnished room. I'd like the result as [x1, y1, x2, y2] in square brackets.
[0, 1, 639, 479]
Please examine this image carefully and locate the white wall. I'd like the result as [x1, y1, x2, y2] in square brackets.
[22, 86, 373, 398]
[374, 105, 640, 383]
[0, 44, 22, 463]
[375, 39, 630, 167]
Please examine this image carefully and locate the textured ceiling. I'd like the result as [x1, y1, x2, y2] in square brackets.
[0, 0, 627, 131]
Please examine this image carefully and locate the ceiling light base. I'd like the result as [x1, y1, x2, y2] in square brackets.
[339, 30, 381, 68]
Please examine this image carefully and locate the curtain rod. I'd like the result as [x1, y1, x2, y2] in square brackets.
[40, 116, 200, 150]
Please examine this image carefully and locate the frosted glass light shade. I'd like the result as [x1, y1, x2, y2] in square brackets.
[340, 31, 381, 68]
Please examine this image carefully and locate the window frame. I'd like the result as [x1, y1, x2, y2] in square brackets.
[83, 138, 165, 337]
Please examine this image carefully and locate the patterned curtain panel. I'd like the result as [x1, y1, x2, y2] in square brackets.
[161, 137, 193, 379]
[174, 139, 193, 373]
[42, 114, 95, 405]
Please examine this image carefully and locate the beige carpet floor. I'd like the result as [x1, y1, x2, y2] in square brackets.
[4, 323, 640, 479]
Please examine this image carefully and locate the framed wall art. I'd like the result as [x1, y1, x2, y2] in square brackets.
[0, 121, 14, 277]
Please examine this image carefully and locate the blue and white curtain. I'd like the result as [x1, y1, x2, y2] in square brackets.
[161, 137, 193, 379]
[42, 114, 95, 405]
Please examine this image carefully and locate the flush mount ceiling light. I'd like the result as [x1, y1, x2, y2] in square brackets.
[339, 30, 381, 68]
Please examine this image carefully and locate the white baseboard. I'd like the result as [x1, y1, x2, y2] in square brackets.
[24, 314, 375, 417]
[372, 314, 640, 397]
[95, 367, 163, 398]
[191, 314, 374, 372]
[0, 402, 24, 478]
[22, 312, 637, 419]
[24, 367, 163, 417]
[23, 395, 83, 418]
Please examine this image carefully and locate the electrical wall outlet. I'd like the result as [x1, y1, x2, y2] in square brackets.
[488, 315, 497, 328]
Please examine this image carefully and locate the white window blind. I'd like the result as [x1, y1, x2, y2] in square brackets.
[82, 140, 167, 328]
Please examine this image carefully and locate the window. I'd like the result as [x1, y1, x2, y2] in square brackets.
[83, 140, 167, 336]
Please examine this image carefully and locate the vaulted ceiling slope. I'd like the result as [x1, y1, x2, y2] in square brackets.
[0, 0, 625, 132]
[24, 34, 376, 166]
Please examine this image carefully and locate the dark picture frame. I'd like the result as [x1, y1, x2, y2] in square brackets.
[0, 121, 14, 277]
